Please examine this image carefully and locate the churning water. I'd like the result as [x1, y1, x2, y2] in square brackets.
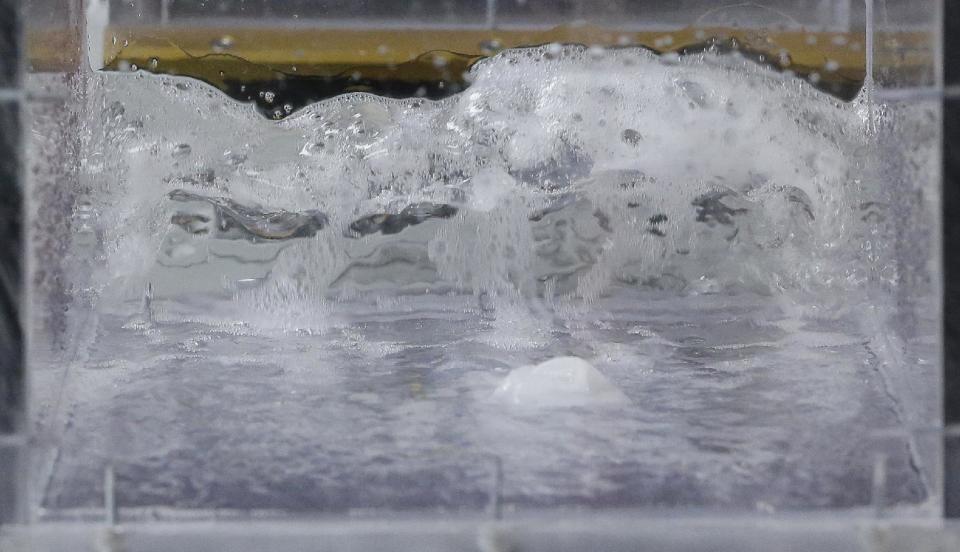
[33, 45, 939, 516]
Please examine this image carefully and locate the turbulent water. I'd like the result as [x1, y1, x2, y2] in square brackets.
[80, 44, 892, 306]
[31, 45, 941, 516]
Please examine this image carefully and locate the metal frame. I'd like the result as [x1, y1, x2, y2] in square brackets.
[943, 0, 960, 519]
[2, 514, 960, 552]
[0, 0, 25, 526]
[0, 0, 953, 535]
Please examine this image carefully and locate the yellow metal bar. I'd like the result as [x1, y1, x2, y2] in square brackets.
[26, 24, 934, 99]
[101, 25, 873, 79]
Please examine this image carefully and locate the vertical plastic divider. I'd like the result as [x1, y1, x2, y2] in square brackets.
[865, 0, 875, 129]
[868, 0, 944, 517]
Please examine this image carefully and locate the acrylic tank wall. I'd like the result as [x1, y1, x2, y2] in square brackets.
[0, 0, 948, 550]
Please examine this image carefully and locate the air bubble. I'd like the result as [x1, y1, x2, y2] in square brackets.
[224, 150, 247, 166]
[621, 129, 642, 145]
[660, 52, 680, 65]
[172, 143, 192, 159]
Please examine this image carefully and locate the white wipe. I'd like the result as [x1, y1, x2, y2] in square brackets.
[492, 356, 628, 407]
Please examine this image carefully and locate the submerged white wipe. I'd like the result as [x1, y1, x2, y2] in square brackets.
[492, 356, 628, 407]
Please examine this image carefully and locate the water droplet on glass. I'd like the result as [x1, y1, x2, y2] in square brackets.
[263, 91, 276, 104]
[479, 39, 502, 55]
[654, 35, 674, 48]
[824, 60, 839, 72]
[778, 49, 792, 67]
[805, 34, 818, 46]
[211, 35, 235, 52]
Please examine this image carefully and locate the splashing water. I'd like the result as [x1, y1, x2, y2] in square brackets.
[82, 45, 885, 312]
[34, 45, 939, 516]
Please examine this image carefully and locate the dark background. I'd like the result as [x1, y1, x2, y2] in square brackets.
[0, 0, 23, 440]
[0, 0, 23, 525]
[943, 0, 959, 517]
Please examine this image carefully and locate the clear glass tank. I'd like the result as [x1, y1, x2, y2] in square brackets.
[7, 0, 945, 545]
